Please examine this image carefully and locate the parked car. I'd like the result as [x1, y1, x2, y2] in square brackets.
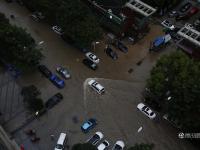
[87, 132, 103, 145]
[82, 59, 97, 70]
[38, 65, 52, 78]
[112, 141, 125, 150]
[161, 20, 175, 30]
[176, 13, 189, 21]
[52, 26, 63, 35]
[30, 11, 45, 22]
[54, 133, 67, 150]
[45, 93, 63, 109]
[88, 79, 105, 94]
[179, 2, 192, 13]
[81, 118, 97, 133]
[105, 47, 118, 60]
[49, 74, 65, 88]
[85, 52, 100, 64]
[168, 10, 179, 18]
[115, 40, 128, 53]
[97, 140, 109, 150]
[56, 66, 70, 79]
[137, 103, 156, 119]
[188, 7, 199, 16]
[30, 14, 39, 22]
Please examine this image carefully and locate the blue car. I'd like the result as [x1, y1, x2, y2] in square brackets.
[49, 74, 65, 88]
[81, 118, 97, 133]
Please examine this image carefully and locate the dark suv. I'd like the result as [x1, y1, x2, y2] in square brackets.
[115, 40, 128, 53]
[38, 65, 52, 78]
[45, 93, 63, 109]
[82, 59, 97, 70]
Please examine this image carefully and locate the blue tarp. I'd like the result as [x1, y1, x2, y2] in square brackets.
[153, 37, 164, 47]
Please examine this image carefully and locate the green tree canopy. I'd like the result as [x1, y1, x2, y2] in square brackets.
[128, 143, 154, 150]
[145, 51, 200, 132]
[21, 85, 44, 112]
[22, 0, 103, 48]
[0, 12, 43, 72]
[72, 143, 97, 150]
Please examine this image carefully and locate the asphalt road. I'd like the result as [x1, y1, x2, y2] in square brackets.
[0, 1, 198, 150]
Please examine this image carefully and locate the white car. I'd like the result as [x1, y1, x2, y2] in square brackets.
[97, 140, 109, 150]
[54, 133, 67, 150]
[112, 141, 125, 150]
[137, 103, 156, 119]
[87, 131, 104, 145]
[88, 79, 105, 94]
[161, 20, 175, 30]
[52, 26, 63, 35]
[85, 52, 100, 64]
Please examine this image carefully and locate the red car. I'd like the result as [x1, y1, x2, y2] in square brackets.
[188, 7, 199, 16]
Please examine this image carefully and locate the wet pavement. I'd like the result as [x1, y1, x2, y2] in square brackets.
[0, 1, 198, 150]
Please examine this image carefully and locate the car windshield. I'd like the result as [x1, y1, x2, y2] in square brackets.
[142, 106, 147, 110]
[150, 112, 154, 116]
[51, 96, 59, 102]
[88, 134, 99, 143]
[103, 141, 108, 146]
[90, 54, 96, 59]
[165, 20, 169, 24]
[114, 145, 122, 150]
[62, 70, 68, 75]
[91, 64, 96, 68]
[55, 144, 64, 149]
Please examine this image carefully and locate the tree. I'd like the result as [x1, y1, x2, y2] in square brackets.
[21, 85, 44, 112]
[72, 143, 97, 150]
[22, 0, 103, 48]
[0, 12, 43, 72]
[145, 51, 200, 132]
[0, 13, 9, 26]
[128, 143, 154, 150]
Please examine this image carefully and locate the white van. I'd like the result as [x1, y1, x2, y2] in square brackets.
[54, 133, 67, 150]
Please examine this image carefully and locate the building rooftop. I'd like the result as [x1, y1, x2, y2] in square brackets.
[177, 25, 200, 47]
[125, 0, 157, 17]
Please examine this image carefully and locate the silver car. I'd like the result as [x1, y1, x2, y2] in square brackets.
[56, 66, 71, 79]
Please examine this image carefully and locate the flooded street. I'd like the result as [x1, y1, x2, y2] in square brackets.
[0, 1, 196, 150]
[0, 1, 164, 84]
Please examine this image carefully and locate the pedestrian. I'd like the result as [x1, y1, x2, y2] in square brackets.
[50, 134, 55, 140]
[20, 144, 25, 150]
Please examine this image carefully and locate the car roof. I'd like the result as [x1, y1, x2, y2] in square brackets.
[116, 140, 125, 147]
[98, 141, 109, 150]
[96, 132, 103, 139]
[96, 83, 104, 90]
[82, 122, 90, 129]
[57, 133, 67, 145]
